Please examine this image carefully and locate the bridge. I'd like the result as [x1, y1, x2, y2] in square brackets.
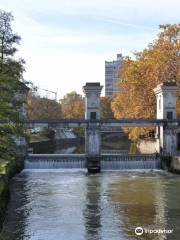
[27, 118, 177, 128]
[27, 82, 179, 173]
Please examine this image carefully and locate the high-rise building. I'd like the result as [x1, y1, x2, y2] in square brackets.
[105, 54, 123, 97]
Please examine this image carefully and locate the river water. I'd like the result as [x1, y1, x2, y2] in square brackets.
[1, 170, 180, 240]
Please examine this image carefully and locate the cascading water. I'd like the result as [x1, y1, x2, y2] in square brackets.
[25, 154, 161, 170]
[101, 154, 161, 170]
[25, 154, 86, 169]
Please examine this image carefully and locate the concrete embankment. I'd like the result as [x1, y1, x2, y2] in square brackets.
[161, 156, 180, 174]
[171, 157, 180, 173]
[0, 158, 24, 231]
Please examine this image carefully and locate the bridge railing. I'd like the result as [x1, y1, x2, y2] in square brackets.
[22, 118, 180, 129]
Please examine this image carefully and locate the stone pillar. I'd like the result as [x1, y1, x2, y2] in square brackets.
[83, 83, 103, 173]
[153, 82, 178, 155]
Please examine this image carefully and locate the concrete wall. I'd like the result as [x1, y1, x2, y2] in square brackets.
[137, 139, 159, 154]
[161, 155, 180, 174]
[170, 156, 180, 173]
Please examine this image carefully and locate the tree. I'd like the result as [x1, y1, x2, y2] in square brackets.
[100, 96, 114, 119]
[0, 10, 26, 162]
[26, 81, 62, 120]
[0, 10, 21, 66]
[60, 91, 85, 137]
[111, 24, 180, 141]
[27, 95, 62, 120]
[0, 10, 25, 124]
[61, 91, 84, 118]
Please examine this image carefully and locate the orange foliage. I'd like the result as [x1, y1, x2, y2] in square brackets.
[27, 96, 62, 120]
[112, 24, 180, 141]
[61, 91, 84, 119]
[100, 96, 114, 119]
[62, 99, 84, 119]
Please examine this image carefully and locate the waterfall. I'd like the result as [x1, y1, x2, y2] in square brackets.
[101, 155, 161, 170]
[25, 154, 86, 169]
[25, 154, 161, 170]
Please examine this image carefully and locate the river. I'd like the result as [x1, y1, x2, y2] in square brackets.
[0, 170, 180, 240]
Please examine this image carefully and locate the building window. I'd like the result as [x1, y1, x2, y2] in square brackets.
[90, 112, 96, 120]
[167, 111, 173, 120]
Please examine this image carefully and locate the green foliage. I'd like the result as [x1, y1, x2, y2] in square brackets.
[0, 9, 26, 163]
[0, 160, 8, 175]
[0, 10, 21, 63]
[129, 142, 139, 154]
[74, 128, 85, 138]
[41, 128, 55, 140]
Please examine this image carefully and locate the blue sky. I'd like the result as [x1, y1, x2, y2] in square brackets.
[0, 0, 179, 97]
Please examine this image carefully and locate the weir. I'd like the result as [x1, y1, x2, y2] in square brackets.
[25, 154, 161, 170]
[101, 154, 161, 170]
[26, 81, 179, 173]
[25, 154, 86, 169]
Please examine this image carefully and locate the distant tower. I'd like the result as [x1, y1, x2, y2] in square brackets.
[83, 82, 103, 173]
[154, 82, 178, 154]
[105, 53, 123, 96]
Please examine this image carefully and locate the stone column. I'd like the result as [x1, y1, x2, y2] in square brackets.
[83, 82, 103, 173]
[153, 82, 178, 155]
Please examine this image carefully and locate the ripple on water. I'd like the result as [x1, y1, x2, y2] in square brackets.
[0, 171, 180, 240]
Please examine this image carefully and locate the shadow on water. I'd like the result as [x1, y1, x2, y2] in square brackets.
[83, 175, 102, 240]
[29, 132, 131, 154]
[0, 173, 30, 240]
[29, 139, 84, 154]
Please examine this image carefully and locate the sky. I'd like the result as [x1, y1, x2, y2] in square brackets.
[0, 0, 179, 98]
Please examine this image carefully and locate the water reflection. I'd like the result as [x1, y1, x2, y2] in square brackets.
[84, 175, 102, 240]
[110, 173, 179, 240]
[0, 171, 180, 240]
[0, 173, 30, 240]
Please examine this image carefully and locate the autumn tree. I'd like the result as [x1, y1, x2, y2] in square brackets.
[100, 96, 114, 119]
[27, 95, 62, 120]
[61, 91, 84, 118]
[111, 24, 180, 141]
[60, 91, 85, 137]
[26, 81, 62, 120]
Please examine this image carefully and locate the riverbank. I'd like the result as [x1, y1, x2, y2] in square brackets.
[0, 157, 24, 231]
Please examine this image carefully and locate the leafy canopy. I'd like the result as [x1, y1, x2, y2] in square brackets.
[0, 9, 26, 161]
[111, 24, 180, 141]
